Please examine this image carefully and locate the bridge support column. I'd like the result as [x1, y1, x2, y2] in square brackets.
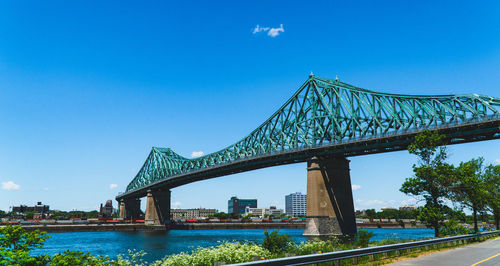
[303, 156, 356, 236]
[145, 189, 171, 225]
[119, 198, 141, 220]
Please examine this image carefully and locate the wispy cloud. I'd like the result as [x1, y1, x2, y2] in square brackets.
[191, 151, 204, 158]
[495, 159, 500, 164]
[2, 181, 20, 191]
[109, 184, 118, 189]
[42, 187, 49, 191]
[252, 24, 284, 37]
[172, 202, 181, 208]
[356, 199, 384, 206]
[351, 184, 361, 191]
[253, 25, 269, 34]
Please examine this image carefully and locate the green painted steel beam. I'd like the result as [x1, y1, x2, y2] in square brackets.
[124, 75, 500, 192]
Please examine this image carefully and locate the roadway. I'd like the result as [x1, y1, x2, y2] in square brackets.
[390, 237, 500, 266]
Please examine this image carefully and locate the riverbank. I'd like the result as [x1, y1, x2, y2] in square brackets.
[13, 222, 426, 232]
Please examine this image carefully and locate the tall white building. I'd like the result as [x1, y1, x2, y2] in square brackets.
[285, 192, 307, 217]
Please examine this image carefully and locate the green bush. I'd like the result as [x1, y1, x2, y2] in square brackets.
[153, 242, 272, 265]
[0, 225, 50, 265]
[261, 230, 292, 254]
[288, 237, 341, 255]
[354, 230, 373, 248]
[0, 225, 121, 265]
[49, 250, 119, 265]
[439, 219, 472, 236]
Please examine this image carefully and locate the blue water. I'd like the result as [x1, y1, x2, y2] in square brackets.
[32, 228, 434, 262]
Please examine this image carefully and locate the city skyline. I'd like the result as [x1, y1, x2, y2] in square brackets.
[1, 1, 499, 213]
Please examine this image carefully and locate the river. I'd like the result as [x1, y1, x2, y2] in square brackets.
[32, 228, 434, 262]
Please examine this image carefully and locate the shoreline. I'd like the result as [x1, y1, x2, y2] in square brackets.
[11, 222, 427, 233]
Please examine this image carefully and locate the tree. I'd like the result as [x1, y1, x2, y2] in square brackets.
[86, 210, 99, 219]
[0, 225, 50, 265]
[365, 209, 376, 219]
[451, 158, 489, 233]
[483, 164, 500, 229]
[400, 130, 454, 237]
[24, 211, 35, 220]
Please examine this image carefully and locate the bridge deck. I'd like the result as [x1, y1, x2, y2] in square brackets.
[117, 118, 499, 200]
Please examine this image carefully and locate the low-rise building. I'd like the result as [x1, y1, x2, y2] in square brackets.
[171, 208, 217, 220]
[399, 206, 417, 211]
[228, 196, 257, 215]
[245, 206, 284, 218]
[12, 202, 49, 213]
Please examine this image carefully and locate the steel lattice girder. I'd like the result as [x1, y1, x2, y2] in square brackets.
[124, 75, 500, 193]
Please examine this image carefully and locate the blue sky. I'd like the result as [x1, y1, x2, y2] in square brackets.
[0, 1, 499, 213]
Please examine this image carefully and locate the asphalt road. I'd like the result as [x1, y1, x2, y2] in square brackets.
[390, 237, 500, 266]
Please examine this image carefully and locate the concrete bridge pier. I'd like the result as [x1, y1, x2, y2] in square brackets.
[145, 189, 171, 225]
[303, 156, 357, 237]
[119, 198, 141, 220]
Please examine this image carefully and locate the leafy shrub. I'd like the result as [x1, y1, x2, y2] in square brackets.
[0, 225, 50, 265]
[50, 250, 119, 265]
[439, 219, 472, 236]
[261, 230, 292, 254]
[0, 225, 121, 265]
[117, 249, 147, 265]
[153, 242, 272, 265]
[354, 230, 373, 248]
[288, 237, 341, 255]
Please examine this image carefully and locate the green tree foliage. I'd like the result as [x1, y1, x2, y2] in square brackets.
[87, 210, 100, 219]
[400, 130, 454, 237]
[354, 230, 373, 248]
[261, 230, 292, 254]
[24, 211, 35, 220]
[450, 158, 489, 233]
[0, 225, 50, 265]
[483, 164, 500, 229]
[0, 225, 119, 265]
[0, 210, 7, 218]
[439, 219, 471, 236]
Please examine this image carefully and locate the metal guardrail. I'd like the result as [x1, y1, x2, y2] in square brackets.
[232, 230, 500, 266]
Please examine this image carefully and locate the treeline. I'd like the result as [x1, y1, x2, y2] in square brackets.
[400, 130, 500, 236]
[359, 209, 418, 220]
[0, 210, 104, 220]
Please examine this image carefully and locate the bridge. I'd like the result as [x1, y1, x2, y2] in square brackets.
[116, 74, 500, 236]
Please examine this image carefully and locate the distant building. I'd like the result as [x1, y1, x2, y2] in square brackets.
[399, 206, 417, 211]
[244, 206, 284, 218]
[285, 192, 306, 217]
[12, 202, 49, 214]
[171, 208, 217, 220]
[381, 206, 397, 211]
[99, 200, 114, 218]
[228, 196, 257, 215]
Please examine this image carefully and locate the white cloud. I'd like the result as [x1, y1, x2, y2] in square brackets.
[400, 198, 418, 206]
[109, 184, 118, 189]
[495, 159, 500, 164]
[351, 184, 361, 191]
[191, 151, 204, 158]
[172, 202, 181, 208]
[2, 181, 20, 191]
[252, 25, 269, 34]
[356, 199, 384, 206]
[267, 24, 284, 37]
[252, 24, 284, 37]
[42, 187, 49, 191]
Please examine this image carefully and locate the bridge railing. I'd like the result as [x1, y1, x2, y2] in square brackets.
[124, 114, 499, 194]
[232, 230, 500, 266]
[183, 114, 499, 173]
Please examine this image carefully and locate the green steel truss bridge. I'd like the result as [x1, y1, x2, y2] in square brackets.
[117, 75, 500, 200]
